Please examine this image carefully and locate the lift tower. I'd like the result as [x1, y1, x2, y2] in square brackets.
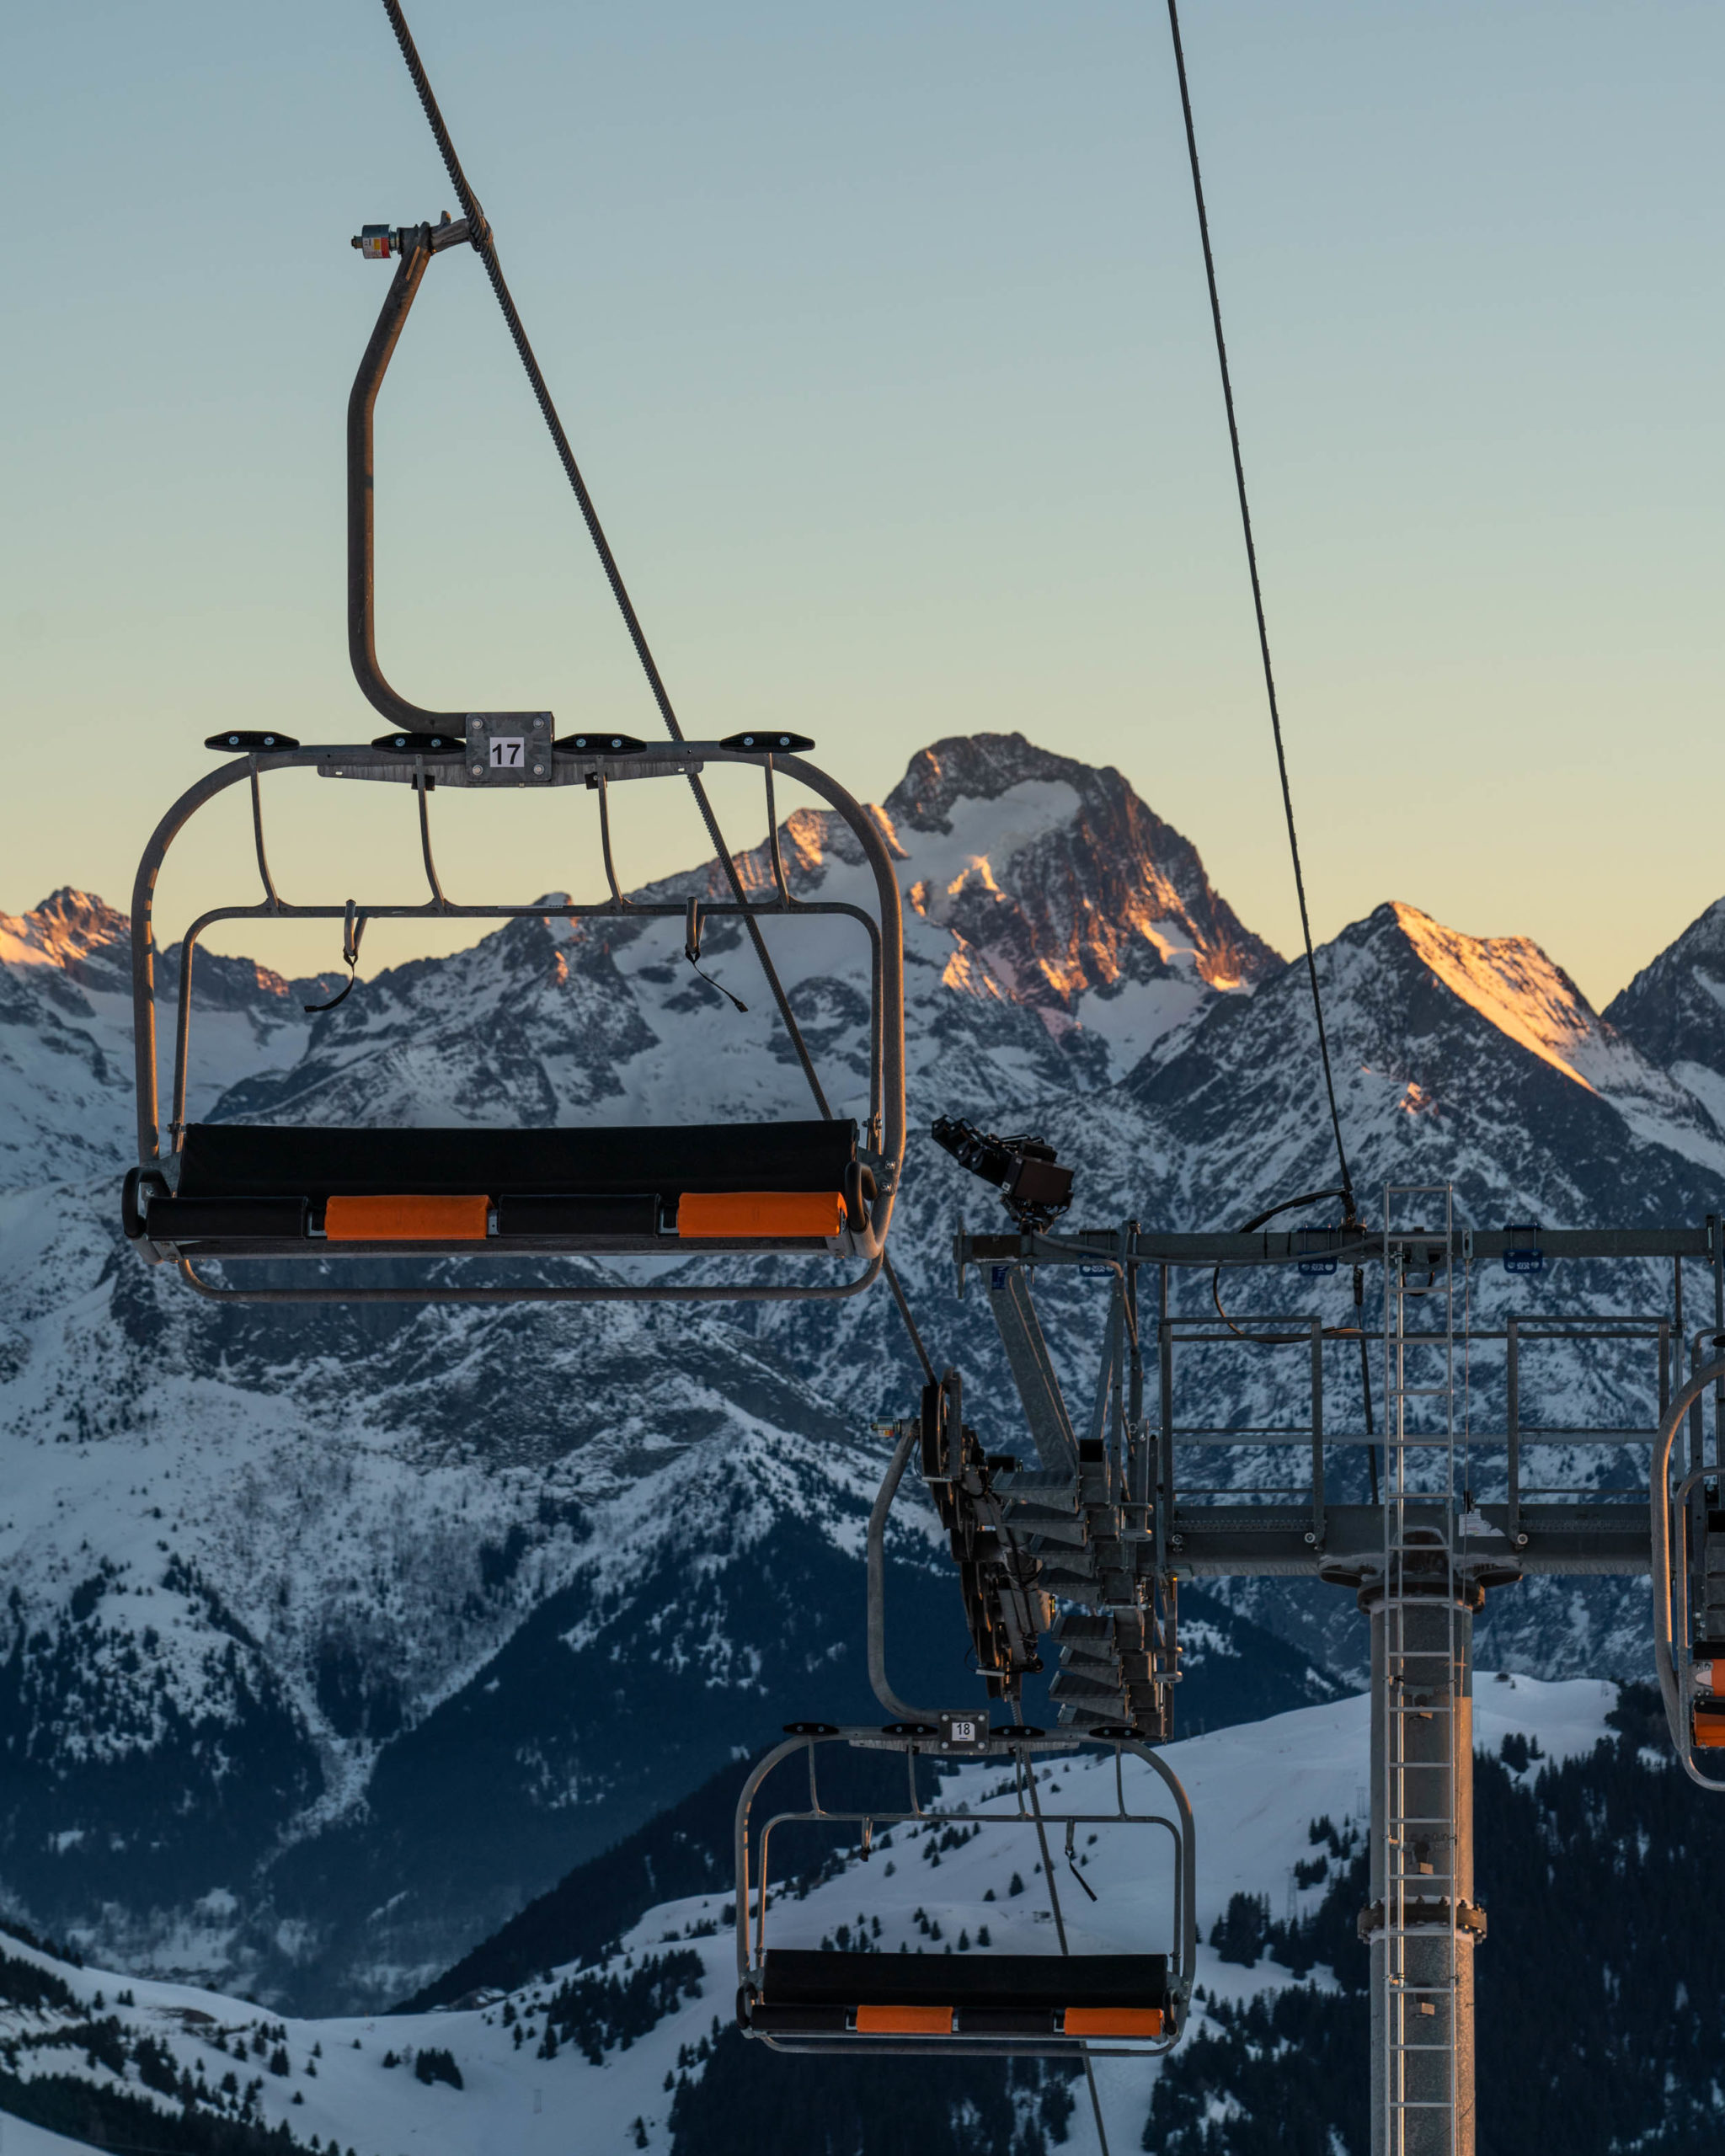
[948, 1202, 1724, 2156]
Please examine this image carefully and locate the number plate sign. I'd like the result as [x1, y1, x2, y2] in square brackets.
[465, 713, 554, 786]
[938, 1710, 990, 1755]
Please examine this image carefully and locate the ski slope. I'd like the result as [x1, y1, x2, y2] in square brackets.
[0, 1675, 1619, 2154]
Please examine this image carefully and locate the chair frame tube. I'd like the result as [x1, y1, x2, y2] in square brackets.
[1649, 1356, 1725, 1787]
[130, 744, 904, 1305]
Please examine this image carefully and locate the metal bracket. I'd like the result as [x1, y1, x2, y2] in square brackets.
[464, 713, 555, 785]
[985, 1263, 1080, 1477]
[938, 1710, 991, 1754]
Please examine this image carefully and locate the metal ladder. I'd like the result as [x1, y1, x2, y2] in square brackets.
[1381, 1184, 1461, 2156]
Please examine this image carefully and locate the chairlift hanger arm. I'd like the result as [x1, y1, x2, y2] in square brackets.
[866, 1418, 947, 1724]
[347, 217, 478, 730]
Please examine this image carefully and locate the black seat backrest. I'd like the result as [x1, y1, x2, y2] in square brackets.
[174, 1120, 857, 1203]
[761, 1948, 1169, 2010]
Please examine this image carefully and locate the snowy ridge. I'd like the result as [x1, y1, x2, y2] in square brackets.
[1607, 894, 1725, 1137]
[0, 889, 334, 1191]
[1390, 903, 1725, 1172]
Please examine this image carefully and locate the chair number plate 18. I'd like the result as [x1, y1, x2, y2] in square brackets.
[940, 1710, 990, 1753]
[489, 737, 526, 768]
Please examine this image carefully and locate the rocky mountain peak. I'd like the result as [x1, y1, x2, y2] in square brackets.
[879, 732, 1281, 1008]
[1371, 900, 1609, 1093]
[885, 734, 1081, 833]
[0, 887, 338, 1021]
[0, 888, 131, 989]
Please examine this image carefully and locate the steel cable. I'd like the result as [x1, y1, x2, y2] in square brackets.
[377, 0, 938, 1381]
[1164, 0, 1355, 1222]
[376, 0, 680, 734]
[1018, 1719, 1113, 2156]
[377, 0, 818, 1071]
[1166, 2, 1381, 1496]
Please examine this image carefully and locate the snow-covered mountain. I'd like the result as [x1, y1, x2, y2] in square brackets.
[0, 730, 1719, 2017]
[0, 890, 339, 1192]
[0, 1675, 1620, 2156]
[1606, 896, 1725, 1139]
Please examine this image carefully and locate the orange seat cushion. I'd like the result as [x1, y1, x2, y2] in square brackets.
[1063, 2007, 1164, 2037]
[854, 2004, 953, 2036]
[677, 1191, 846, 1239]
[1694, 1707, 1725, 1748]
[324, 1194, 489, 1242]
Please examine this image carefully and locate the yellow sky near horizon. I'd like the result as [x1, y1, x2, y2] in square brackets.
[3, 1, 1718, 1008]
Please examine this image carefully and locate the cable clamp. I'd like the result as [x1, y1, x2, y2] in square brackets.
[858, 1145, 897, 1196]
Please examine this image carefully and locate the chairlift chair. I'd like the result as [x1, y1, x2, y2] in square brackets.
[1650, 1353, 1725, 1786]
[747, 1393, 1198, 2059]
[120, 210, 905, 1305]
[734, 1721, 1195, 2057]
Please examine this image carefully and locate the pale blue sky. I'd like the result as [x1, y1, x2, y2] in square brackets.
[2, 2, 1718, 1003]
